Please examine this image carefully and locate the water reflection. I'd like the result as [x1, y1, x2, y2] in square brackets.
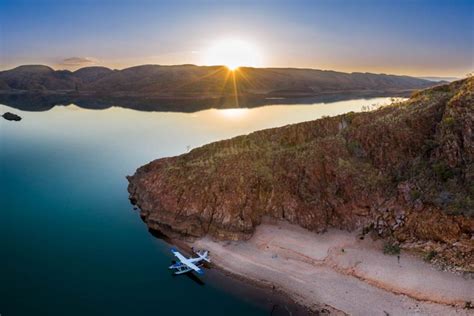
[1, 97, 400, 170]
[0, 97, 400, 316]
[218, 108, 250, 119]
[0, 90, 407, 113]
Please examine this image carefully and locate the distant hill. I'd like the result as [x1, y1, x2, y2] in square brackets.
[0, 64, 436, 97]
[419, 76, 460, 82]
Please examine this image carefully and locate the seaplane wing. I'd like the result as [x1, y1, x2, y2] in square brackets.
[170, 248, 204, 275]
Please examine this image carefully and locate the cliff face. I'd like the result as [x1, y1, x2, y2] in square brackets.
[128, 78, 474, 270]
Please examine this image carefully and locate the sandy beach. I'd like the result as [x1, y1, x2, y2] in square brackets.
[192, 219, 474, 315]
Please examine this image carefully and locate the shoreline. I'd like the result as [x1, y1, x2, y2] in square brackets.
[187, 220, 473, 315]
[200, 248, 343, 315]
[156, 230, 325, 315]
[203, 260, 326, 315]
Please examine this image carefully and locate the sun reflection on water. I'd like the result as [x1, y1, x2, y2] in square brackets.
[217, 108, 249, 119]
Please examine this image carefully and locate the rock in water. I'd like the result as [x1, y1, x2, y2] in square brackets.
[128, 78, 474, 270]
[2, 112, 22, 121]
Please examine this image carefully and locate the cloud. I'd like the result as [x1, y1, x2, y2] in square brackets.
[60, 57, 98, 66]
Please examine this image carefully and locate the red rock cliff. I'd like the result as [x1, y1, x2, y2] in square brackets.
[128, 78, 473, 270]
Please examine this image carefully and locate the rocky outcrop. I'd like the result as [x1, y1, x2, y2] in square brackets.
[2, 112, 22, 121]
[128, 78, 474, 270]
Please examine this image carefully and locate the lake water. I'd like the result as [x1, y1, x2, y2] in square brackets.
[1, 97, 395, 315]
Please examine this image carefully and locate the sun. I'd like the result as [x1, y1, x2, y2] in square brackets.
[202, 39, 262, 70]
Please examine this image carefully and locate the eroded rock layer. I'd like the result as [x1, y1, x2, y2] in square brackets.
[128, 78, 474, 270]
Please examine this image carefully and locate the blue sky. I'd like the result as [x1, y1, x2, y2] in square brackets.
[1, 0, 472, 76]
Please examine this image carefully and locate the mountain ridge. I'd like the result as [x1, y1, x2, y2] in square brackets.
[0, 64, 436, 98]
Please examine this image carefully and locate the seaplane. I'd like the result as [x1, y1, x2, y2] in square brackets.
[168, 247, 210, 275]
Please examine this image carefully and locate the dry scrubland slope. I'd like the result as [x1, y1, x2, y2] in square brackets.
[128, 78, 473, 270]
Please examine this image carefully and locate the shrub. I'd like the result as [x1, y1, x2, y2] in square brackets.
[424, 250, 437, 262]
[442, 116, 455, 127]
[422, 139, 438, 152]
[345, 111, 356, 123]
[362, 223, 374, 235]
[383, 242, 400, 255]
[450, 196, 474, 217]
[410, 190, 421, 201]
[432, 162, 454, 181]
[347, 140, 365, 157]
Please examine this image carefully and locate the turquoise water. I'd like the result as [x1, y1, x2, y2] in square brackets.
[0, 98, 395, 315]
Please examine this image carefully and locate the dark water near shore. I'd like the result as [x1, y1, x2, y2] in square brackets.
[0, 98, 395, 315]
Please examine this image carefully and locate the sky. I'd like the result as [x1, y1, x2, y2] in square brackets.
[0, 0, 473, 77]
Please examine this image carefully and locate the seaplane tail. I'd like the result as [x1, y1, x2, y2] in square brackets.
[198, 250, 211, 263]
[189, 248, 211, 264]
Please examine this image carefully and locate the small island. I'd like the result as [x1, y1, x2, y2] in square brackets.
[2, 112, 22, 121]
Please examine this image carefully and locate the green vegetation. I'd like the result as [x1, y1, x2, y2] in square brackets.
[432, 162, 455, 182]
[424, 250, 437, 262]
[442, 116, 455, 127]
[422, 139, 438, 152]
[345, 111, 356, 124]
[410, 189, 421, 201]
[383, 242, 401, 255]
[449, 195, 474, 217]
[347, 140, 365, 158]
[362, 223, 374, 236]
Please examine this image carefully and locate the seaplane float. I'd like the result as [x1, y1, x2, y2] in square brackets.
[169, 247, 210, 275]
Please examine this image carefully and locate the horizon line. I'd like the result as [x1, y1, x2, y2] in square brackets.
[1, 63, 467, 80]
